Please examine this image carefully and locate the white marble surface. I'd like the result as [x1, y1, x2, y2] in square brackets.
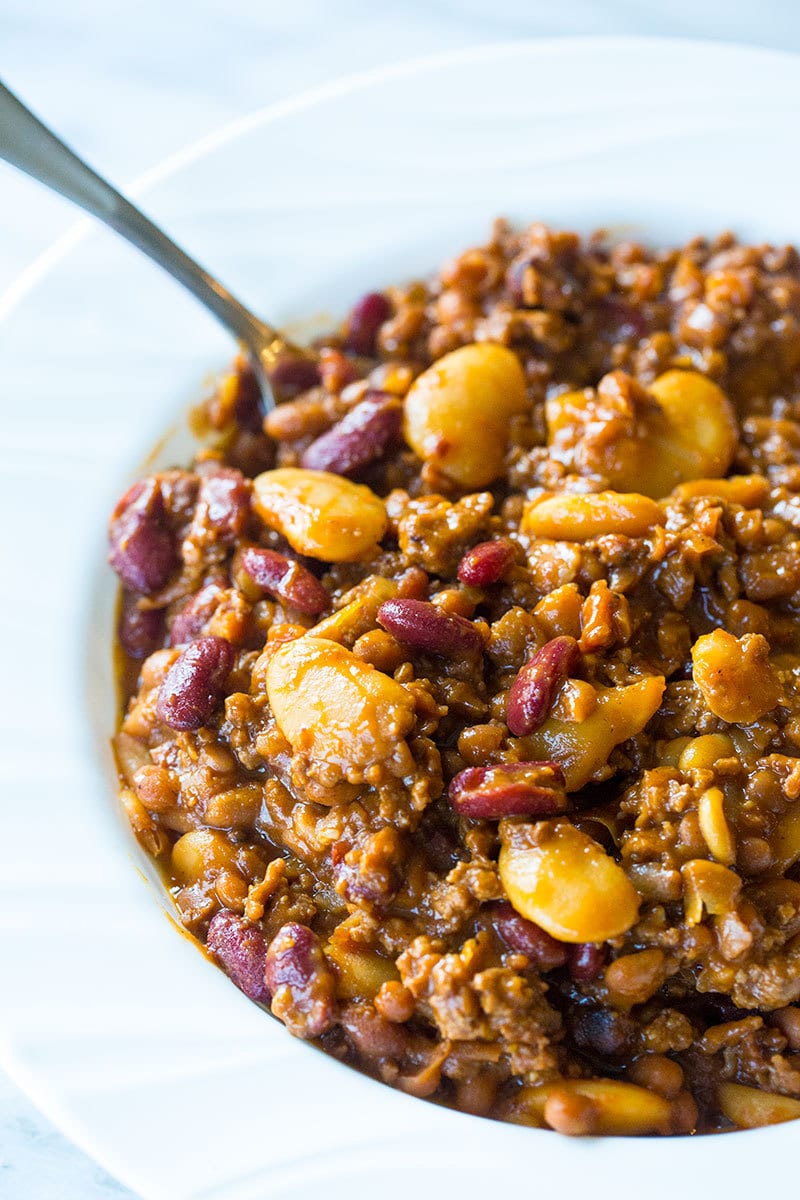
[2, 2, 800, 1196]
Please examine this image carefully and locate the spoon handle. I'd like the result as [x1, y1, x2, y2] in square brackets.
[0, 80, 280, 357]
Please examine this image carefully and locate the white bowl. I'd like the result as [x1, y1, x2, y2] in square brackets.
[2, 36, 800, 1200]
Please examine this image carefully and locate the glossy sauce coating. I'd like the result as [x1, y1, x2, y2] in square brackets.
[112, 223, 800, 1136]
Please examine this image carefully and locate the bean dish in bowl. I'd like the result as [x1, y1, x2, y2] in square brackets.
[110, 221, 800, 1138]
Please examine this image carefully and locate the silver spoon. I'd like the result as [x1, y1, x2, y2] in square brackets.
[0, 80, 315, 410]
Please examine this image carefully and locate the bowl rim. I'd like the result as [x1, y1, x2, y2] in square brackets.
[3, 32, 800, 1199]
[5, 31, 800, 323]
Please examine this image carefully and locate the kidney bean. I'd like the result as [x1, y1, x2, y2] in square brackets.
[490, 901, 568, 970]
[264, 922, 337, 1038]
[568, 942, 608, 982]
[571, 1005, 634, 1056]
[300, 391, 402, 476]
[207, 909, 269, 1003]
[345, 291, 393, 356]
[457, 538, 517, 587]
[506, 635, 580, 737]
[170, 581, 225, 646]
[269, 355, 322, 400]
[597, 294, 649, 343]
[572, 815, 617, 854]
[448, 761, 567, 819]
[232, 362, 265, 432]
[195, 467, 251, 543]
[377, 598, 483, 657]
[159, 469, 200, 526]
[108, 478, 176, 595]
[692, 992, 746, 1026]
[423, 823, 461, 874]
[239, 546, 329, 616]
[505, 254, 539, 307]
[118, 591, 165, 659]
[331, 828, 403, 907]
[156, 636, 234, 730]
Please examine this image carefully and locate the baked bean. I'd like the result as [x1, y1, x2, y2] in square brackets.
[542, 1088, 601, 1136]
[456, 723, 506, 765]
[113, 222, 800, 1136]
[738, 836, 773, 874]
[319, 347, 360, 392]
[210, 361, 265, 432]
[429, 587, 475, 618]
[629, 1055, 684, 1100]
[113, 730, 150, 787]
[156, 636, 234, 730]
[118, 785, 170, 858]
[378, 598, 484, 657]
[670, 1091, 699, 1134]
[133, 764, 179, 813]
[449, 762, 567, 820]
[207, 909, 270, 1004]
[740, 549, 800, 601]
[204, 782, 263, 828]
[604, 949, 668, 1007]
[171, 829, 239, 883]
[300, 391, 402, 475]
[352, 628, 406, 674]
[375, 980, 416, 1023]
[678, 733, 735, 770]
[507, 636, 580, 737]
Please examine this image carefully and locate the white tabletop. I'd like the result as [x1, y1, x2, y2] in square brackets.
[2, 1, 800, 1195]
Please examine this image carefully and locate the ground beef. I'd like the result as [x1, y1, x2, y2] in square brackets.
[110, 221, 800, 1137]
